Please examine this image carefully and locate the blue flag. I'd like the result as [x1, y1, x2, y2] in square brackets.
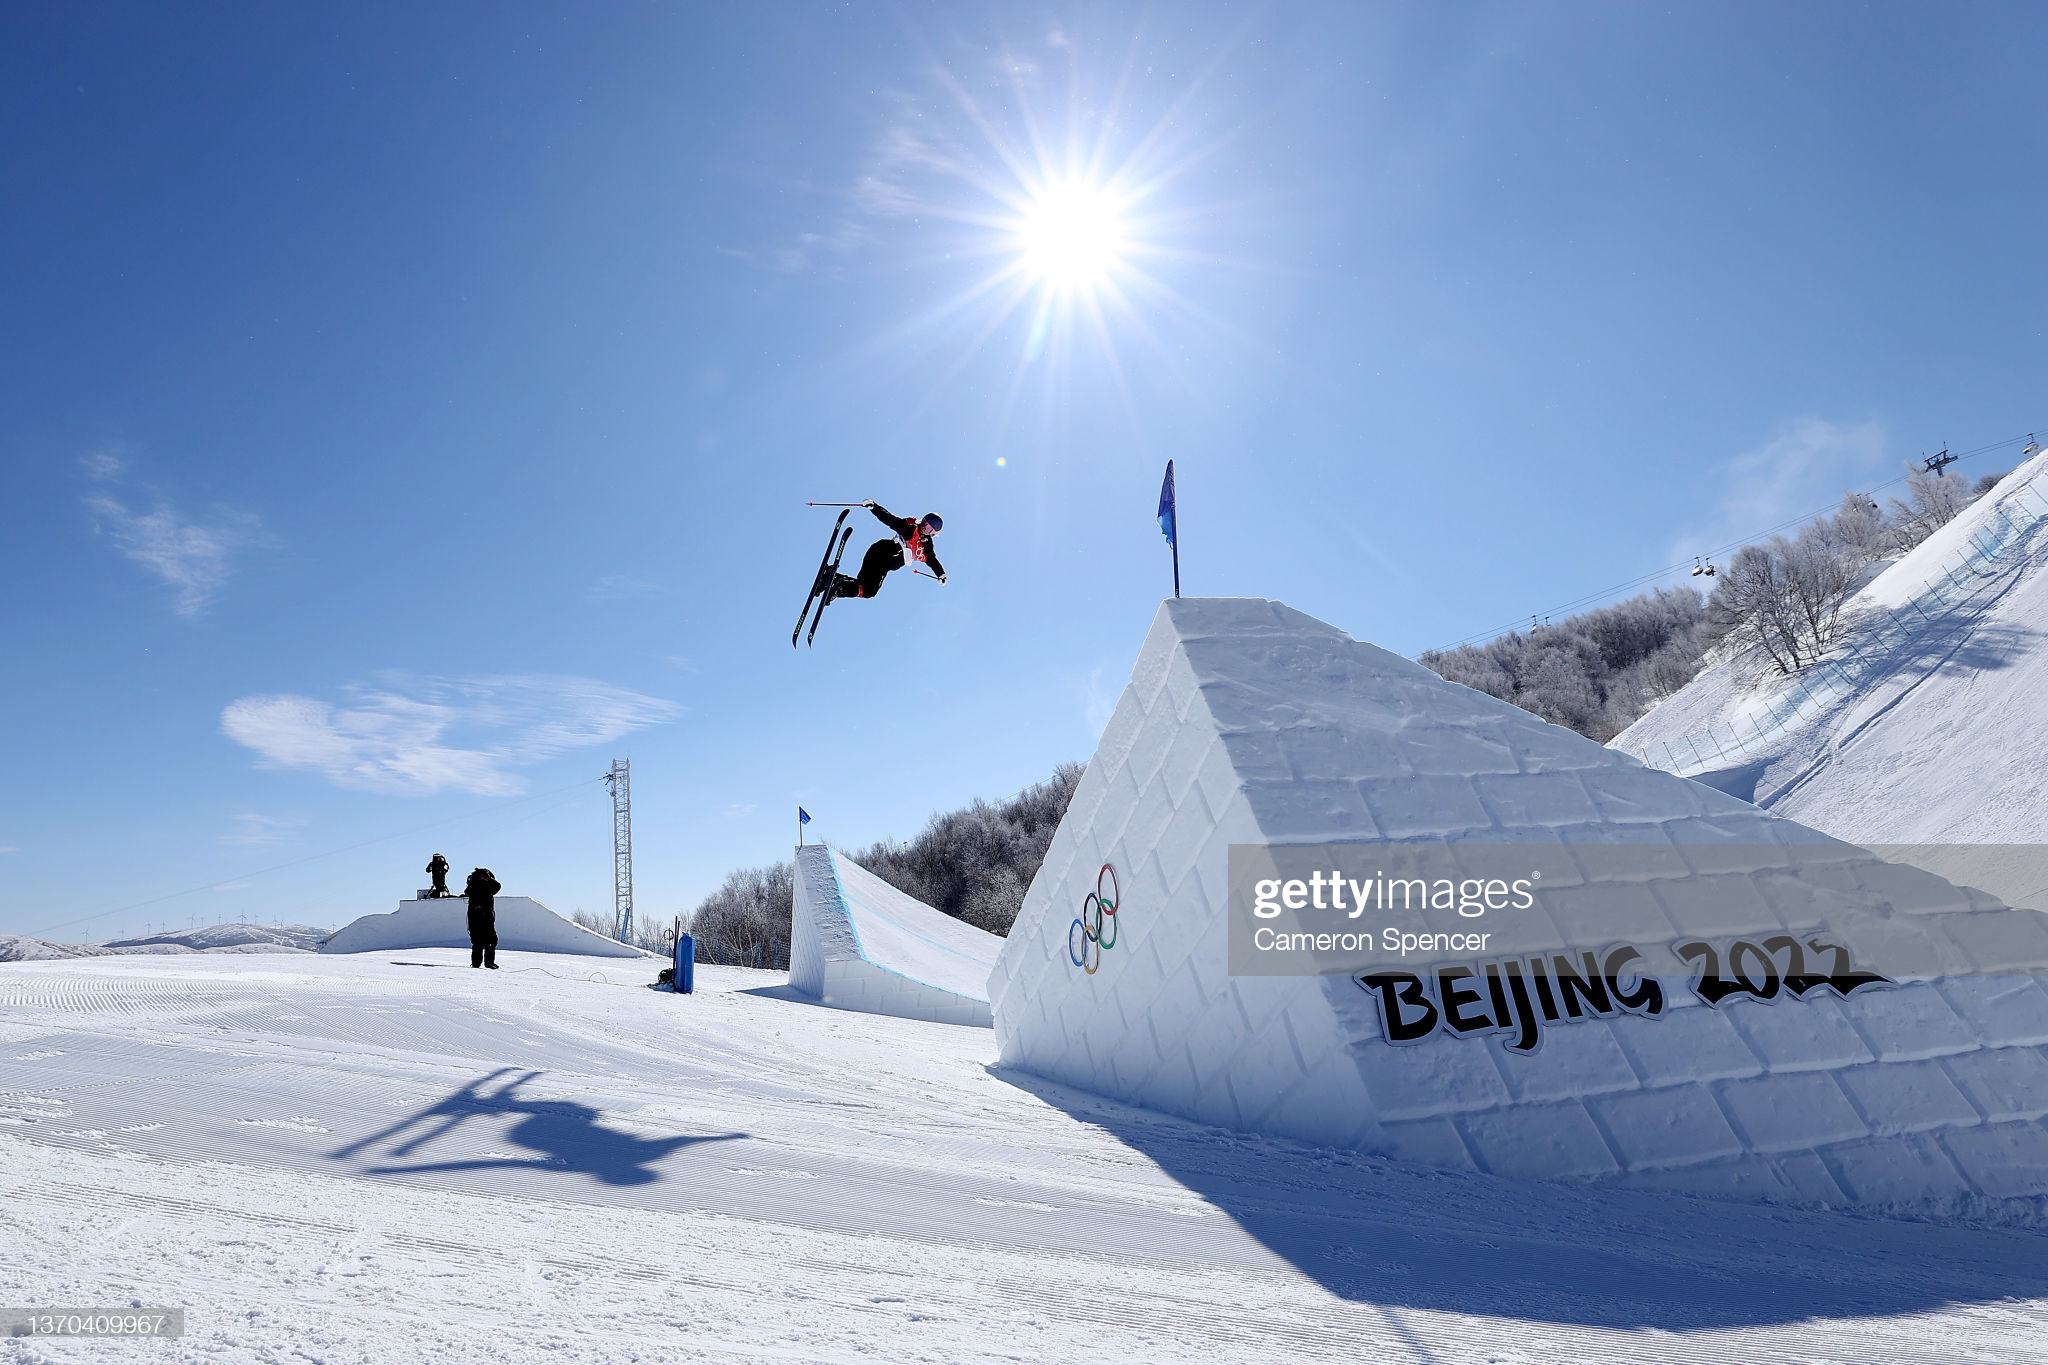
[798, 807, 811, 826]
[1157, 459, 1176, 547]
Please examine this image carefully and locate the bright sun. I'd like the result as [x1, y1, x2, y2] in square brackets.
[1016, 182, 1127, 290]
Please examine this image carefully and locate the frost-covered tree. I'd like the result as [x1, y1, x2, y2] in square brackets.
[1427, 461, 1995, 717]
[685, 861, 795, 968]
[1888, 463, 1975, 549]
[1420, 587, 1708, 742]
[853, 762, 1084, 933]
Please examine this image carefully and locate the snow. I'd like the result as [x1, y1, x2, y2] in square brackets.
[104, 924, 329, 952]
[995, 597, 2048, 1216]
[1859, 448, 2048, 610]
[5, 948, 2048, 1363]
[1612, 450, 2048, 906]
[788, 844, 999, 1026]
[0, 923, 327, 963]
[324, 896, 650, 959]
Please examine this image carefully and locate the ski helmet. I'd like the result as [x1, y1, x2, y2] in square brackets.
[920, 513, 943, 534]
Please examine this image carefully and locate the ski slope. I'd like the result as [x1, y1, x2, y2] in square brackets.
[1614, 451, 2048, 904]
[2, 950, 2046, 1363]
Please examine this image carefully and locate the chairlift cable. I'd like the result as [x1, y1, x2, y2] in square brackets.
[1427, 426, 2041, 654]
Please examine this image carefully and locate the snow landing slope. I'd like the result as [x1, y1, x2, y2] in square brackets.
[1613, 449, 2048, 903]
[5, 950, 2048, 1363]
[790, 844, 1001, 1026]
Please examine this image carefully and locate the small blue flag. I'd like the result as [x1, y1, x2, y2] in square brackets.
[798, 807, 811, 826]
[1157, 459, 1176, 547]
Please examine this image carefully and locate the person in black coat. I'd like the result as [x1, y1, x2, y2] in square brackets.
[823, 500, 945, 602]
[464, 867, 502, 969]
[426, 852, 451, 898]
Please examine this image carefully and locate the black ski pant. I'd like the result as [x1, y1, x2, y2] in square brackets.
[833, 539, 905, 600]
[469, 910, 497, 968]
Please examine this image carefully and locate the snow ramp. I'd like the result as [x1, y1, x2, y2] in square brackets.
[994, 597, 2048, 1219]
[790, 845, 1000, 1027]
[322, 896, 649, 958]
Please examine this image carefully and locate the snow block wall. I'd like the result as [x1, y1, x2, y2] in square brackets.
[322, 897, 648, 958]
[991, 598, 2048, 1217]
[790, 845, 1000, 1028]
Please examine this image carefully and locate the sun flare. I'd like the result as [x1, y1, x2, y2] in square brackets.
[1016, 182, 1128, 291]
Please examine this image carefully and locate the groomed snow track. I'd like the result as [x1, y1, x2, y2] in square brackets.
[3, 951, 2046, 1363]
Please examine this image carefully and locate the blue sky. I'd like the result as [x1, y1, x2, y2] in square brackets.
[3, 2, 2044, 940]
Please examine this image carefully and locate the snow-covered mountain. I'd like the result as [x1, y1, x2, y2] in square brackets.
[1614, 447, 2048, 904]
[104, 923, 330, 952]
[0, 923, 329, 962]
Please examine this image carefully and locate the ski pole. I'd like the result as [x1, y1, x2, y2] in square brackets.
[807, 501, 869, 507]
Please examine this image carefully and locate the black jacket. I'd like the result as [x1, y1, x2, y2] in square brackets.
[870, 503, 945, 581]
[464, 870, 501, 917]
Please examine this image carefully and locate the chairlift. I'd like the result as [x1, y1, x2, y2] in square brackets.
[1922, 448, 1957, 476]
[2025, 434, 2041, 458]
[1702, 560, 1717, 577]
[1690, 557, 1716, 578]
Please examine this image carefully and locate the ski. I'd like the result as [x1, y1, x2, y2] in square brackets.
[792, 509, 852, 647]
[807, 526, 855, 647]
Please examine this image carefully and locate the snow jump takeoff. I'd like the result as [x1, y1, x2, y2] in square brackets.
[794, 500, 946, 647]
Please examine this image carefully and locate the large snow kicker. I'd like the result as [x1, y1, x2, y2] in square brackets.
[790, 845, 1001, 1027]
[322, 896, 648, 958]
[993, 597, 2048, 1218]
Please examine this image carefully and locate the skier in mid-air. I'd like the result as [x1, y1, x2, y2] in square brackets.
[821, 500, 946, 602]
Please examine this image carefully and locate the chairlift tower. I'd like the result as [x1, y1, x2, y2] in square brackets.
[605, 759, 634, 943]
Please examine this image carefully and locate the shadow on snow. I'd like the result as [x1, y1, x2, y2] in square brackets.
[992, 1066, 2048, 1335]
[331, 1068, 742, 1186]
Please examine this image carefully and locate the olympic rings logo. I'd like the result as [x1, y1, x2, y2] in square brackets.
[1067, 864, 1120, 974]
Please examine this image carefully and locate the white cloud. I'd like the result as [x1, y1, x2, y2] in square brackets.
[0, 845, 18, 855]
[221, 813, 300, 848]
[1672, 417, 1889, 564]
[590, 574, 662, 601]
[723, 803, 759, 818]
[82, 455, 267, 617]
[80, 449, 126, 482]
[753, 87, 962, 275]
[221, 674, 683, 796]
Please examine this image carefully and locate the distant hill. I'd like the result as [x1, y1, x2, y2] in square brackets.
[104, 923, 329, 952]
[1423, 459, 2002, 742]
[1613, 447, 2048, 905]
[0, 922, 329, 963]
